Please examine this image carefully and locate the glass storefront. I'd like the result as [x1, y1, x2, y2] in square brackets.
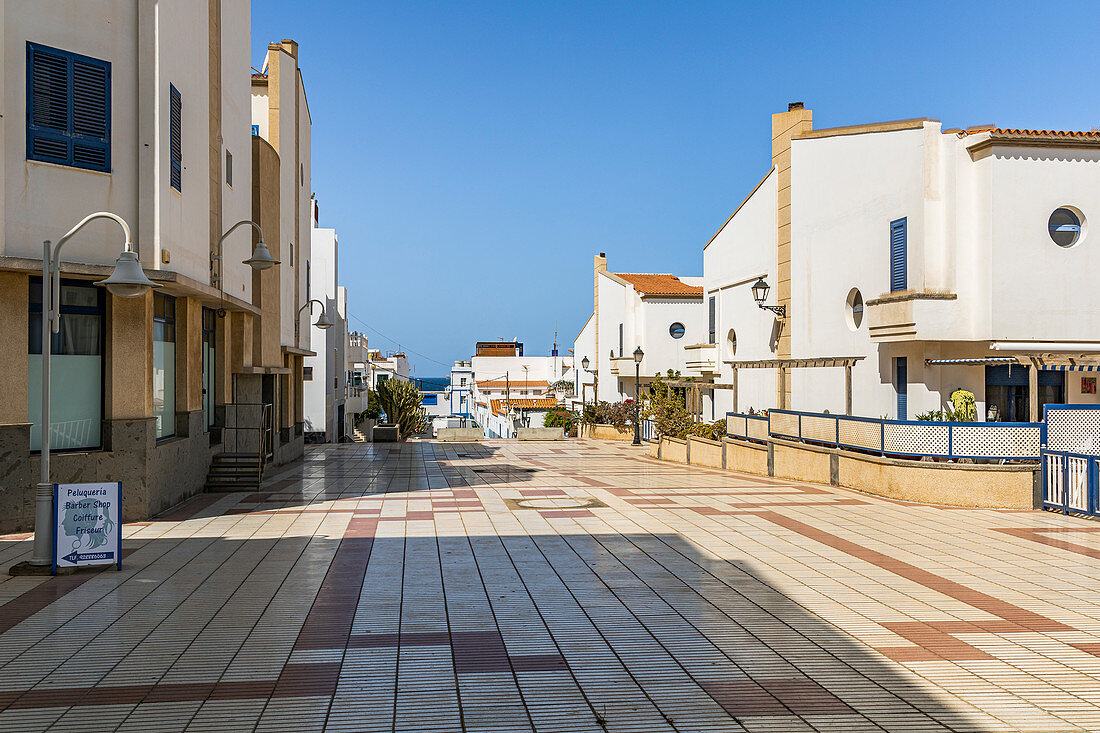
[27, 278, 104, 451]
[153, 293, 176, 439]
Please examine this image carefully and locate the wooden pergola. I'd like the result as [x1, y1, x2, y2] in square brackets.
[662, 356, 864, 420]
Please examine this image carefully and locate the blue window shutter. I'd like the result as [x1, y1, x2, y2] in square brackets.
[169, 84, 182, 191]
[708, 296, 716, 344]
[27, 43, 111, 172]
[618, 323, 623, 357]
[896, 357, 908, 420]
[890, 218, 907, 292]
[71, 57, 110, 170]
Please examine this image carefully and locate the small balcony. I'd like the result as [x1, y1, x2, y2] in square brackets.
[608, 355, 635, 376]
[683, 343, 718, 375]
[866, 290, 958, 342]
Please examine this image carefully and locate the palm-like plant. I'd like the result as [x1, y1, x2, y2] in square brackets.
[374, 379, 429, 440]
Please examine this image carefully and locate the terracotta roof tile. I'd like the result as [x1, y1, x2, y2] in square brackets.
[613, 273, 703, 297]
[489, 398, 559, 415]
[476, 380, 548, 388]
[956, 127, 1100, 139]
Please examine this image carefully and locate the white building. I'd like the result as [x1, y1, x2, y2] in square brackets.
[447, 360, 473, 420]
[0, 5, 317, 530]
[303, 199, 348, 442]
[369, 350, 410, 387]
[704, 103, 1100, 423]
[346, 331, 370, 417]
[573, 254, 705, 407]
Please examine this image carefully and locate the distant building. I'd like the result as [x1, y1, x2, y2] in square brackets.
[303, 199, 348, 443]
[574, 254, 704, 407]
[447, 360, 473, 420]
[468, 338, 572, 437]
[369, 350, 410, 387]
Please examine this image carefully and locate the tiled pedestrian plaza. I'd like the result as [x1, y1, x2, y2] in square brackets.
[1, 440, 1100, 732]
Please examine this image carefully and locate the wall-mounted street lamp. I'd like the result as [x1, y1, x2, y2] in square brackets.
[751, 277, 786, 318]
[632, 346, 644, 446]
[212, 219, 280, 289]
[581, 355, 598, 404]
[299, 298, 333, 330]
[14, 212, 158, 575]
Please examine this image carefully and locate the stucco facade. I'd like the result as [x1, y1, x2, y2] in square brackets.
[0, 5, 315, 533]
[705, 106, 1100, 422]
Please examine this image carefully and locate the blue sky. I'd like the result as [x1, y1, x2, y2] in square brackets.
[252, 1, 1096, 376]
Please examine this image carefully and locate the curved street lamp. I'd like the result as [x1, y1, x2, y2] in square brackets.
[213, 219, 280, 289]
[299, 298, 333, 330]
[17, 212, 158, 574]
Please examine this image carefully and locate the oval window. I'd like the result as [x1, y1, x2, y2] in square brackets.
[669, 322, 685, 339]
[1049, 207, 1083, 247]
[846, 288, 864, 330]
[726, 329, 737, 358]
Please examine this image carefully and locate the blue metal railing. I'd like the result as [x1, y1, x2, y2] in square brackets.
[725, 412, 769, 444]
[1041, 450, 1100, 516]
[735, 408, 1041, 461]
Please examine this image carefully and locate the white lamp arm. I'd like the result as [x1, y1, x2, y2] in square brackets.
[48, 211, 134, 332]
[217, 219, 265, 253]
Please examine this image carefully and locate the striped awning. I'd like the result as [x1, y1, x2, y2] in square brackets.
[1035, 363, 1100, 372]
[924, 357, 1016, 366]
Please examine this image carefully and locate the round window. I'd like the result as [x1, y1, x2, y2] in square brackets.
[845, 288, 864, 330]
[669, 322, 685, 339]
[726, 329, 737, 358]
[1049, 207, 1083, 248]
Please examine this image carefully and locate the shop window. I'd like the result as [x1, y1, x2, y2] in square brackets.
[28, 278, 104, 451]
[153, 293, 176, 439]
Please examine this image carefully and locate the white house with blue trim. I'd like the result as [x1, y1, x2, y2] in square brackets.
[701, 104, 1100, 423]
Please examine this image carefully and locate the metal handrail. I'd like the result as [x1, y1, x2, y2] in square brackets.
[218, 402, 273, 483]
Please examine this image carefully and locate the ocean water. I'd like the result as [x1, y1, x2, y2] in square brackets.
[415, 377, 450, 392]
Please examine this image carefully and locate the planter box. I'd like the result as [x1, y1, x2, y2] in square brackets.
[437, 428, 482, 442]
[517, 427, 566, 441]
[581, 424, 635, 441]
[373, 424, 400, 442]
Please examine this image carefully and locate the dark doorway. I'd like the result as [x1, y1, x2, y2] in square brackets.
[985, 365, 1064, 422]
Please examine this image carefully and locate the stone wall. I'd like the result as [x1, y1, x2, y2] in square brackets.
[580, 424, 634, 441]
[647, 433, 1038, 510]
[1, 412, 216, 534]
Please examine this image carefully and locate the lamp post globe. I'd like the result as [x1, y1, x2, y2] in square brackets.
[581, 356, 589, 371]
[95, 250, 160, 298]
[244, 239, 280, 270]
[314, 307, 334, 330]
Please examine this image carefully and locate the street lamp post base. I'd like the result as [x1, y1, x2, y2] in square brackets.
[8, 560, 72, 577]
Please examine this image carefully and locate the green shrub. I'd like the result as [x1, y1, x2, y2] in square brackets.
[544, 408, 578, 436]
[374, 379, 429, 439]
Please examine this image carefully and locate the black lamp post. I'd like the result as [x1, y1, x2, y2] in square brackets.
[632, 346, 644, 445]
[581, 355, 597, 404]
[752, 276, 786, 318]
